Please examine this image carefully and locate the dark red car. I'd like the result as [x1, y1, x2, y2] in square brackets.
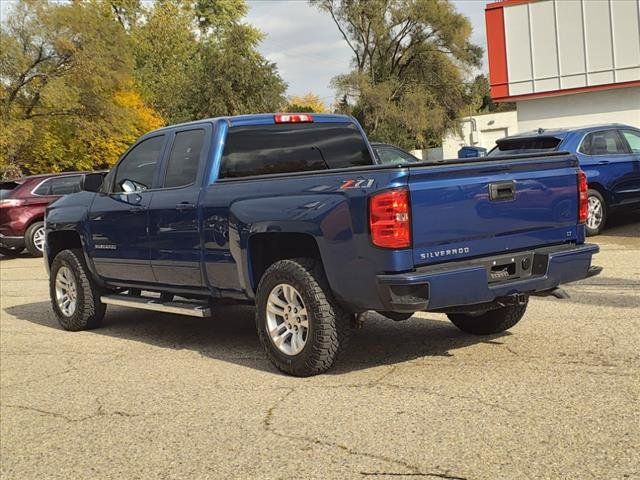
[0, 171, 105, 257]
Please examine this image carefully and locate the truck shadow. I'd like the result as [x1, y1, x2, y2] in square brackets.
[4, 301, 508, 376]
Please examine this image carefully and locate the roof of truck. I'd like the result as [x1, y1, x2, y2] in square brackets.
[151, 113, 354, 133]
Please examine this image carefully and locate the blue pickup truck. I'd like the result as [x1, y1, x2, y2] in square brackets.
[489, 124, 640, 235]
[45, 113, 601, 376]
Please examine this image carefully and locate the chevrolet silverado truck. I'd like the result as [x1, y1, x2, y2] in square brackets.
[45, 113, 601, 376]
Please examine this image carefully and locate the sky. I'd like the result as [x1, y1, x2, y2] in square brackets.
[0, 0, 490, 104]
[246, 0, 490, 103]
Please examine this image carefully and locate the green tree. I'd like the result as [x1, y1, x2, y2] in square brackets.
[0, 0, 164, 176]
[465, 74, 515, 114]
[313, 0, 482, 149]
[128, 0, 286, 123]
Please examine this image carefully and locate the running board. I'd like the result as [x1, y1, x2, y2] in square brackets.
[100, 295, 211, 317]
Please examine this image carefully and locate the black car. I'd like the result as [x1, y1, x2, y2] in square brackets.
[371, 142, 420, 165]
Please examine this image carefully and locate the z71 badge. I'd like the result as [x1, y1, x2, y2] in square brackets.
[340, 179, 374, 190]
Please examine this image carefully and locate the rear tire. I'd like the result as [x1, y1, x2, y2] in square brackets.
[447, 299, 528, 335]
[256, 258, 351, 377]
[585, 189, 606, 236]
[25, 221, 45, 256]
[50, 249, 106, 331]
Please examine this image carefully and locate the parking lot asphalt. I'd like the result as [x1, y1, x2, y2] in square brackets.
[1, 213, 639, 480]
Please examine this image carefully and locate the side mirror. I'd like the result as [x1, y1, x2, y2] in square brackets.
[82, 172, 106, 193]
[121, 180, 137, 193]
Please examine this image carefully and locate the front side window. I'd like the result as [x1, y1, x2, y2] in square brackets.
[620, 130, 640, 154]
[34, 176, 81, 195]
[579, 130, 627, 155]
[220, 123, 373, 179]
[163, 129, 205, 188]
[114, 135, 165, 192]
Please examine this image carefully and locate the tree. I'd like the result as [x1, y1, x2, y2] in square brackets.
[465, 74, 515, 114]
[286, 93, 328, 113]
[129, 0, 286, 123]
[0, 0, 164, 176]
[312, 0, 482, 149]
[0, 0, 286, 177]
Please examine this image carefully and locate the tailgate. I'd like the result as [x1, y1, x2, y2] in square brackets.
[409, 154, 581, 267]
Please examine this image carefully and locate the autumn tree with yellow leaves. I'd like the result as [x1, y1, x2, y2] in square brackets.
[0, 0, 285, 178]
[286, 93, 328, 113]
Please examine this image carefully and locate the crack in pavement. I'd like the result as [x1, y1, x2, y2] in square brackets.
[360, 472, 467, 479]
[1, 352, 126, 389]
[262, 387, 468, 480]
[2, 402, 140, 423]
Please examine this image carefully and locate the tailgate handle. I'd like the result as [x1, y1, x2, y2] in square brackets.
[489, 181, 516, 201]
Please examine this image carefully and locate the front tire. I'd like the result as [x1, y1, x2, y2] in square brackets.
[255, 258, 350, 377]
[585, 189, 606, 236]
[50, 249, 106, 331]
[447, 299, 528, 335]
[25, 221, 45, 256]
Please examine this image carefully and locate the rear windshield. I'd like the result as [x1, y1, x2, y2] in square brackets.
[220, 122, 373, 178]
[488, 137, 562, 156]
[0, 181, 21, 200]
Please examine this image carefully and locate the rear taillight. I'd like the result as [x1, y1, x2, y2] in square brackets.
[577, 170, 588, 224]
[369, 188, 411, 249]
[274, 114, 313, 123]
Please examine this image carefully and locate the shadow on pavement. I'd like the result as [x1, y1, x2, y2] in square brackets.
[598, 210, 640, 239]
[0, 251, 33, 262]
[5, 300, 507, 376]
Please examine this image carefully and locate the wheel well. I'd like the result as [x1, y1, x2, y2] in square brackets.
[47, 230, 82, 265]
[587, 182, 609, 206]
[25, 216, 44, 232]
[248, 233, 321, 289]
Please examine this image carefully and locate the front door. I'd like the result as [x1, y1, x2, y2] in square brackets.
[579, 129, 639, 207]
[88, 134, 167, 283]
[148, 126, 210, 287]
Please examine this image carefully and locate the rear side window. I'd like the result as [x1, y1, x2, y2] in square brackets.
[33, 176, 82, 195]
[579, 130, 627, 155]
[0, 181, 21, 199]
[163, 129, 205, 188]
[488, 137, 561, 156]
[220, 123, 373, 179]
[114, 135, 165, 192]
[621, 130, 640, 153]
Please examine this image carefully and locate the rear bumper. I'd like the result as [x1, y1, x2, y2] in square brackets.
[376, 243, 600, 312]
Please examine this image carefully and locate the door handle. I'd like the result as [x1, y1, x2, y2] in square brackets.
[176, 202, 196, 211]
[128, 205, 146, 213]
[489, 181, 516, 201]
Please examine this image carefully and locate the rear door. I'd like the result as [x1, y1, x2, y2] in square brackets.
[148, 126, 210, 286]
[408, 155, 580, 266]
[89, 134, 167, 283]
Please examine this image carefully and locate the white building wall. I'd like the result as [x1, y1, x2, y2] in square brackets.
[440, 110, 518, 159]
[517, 87, 640, 131]
[503, 0, 640, 96]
